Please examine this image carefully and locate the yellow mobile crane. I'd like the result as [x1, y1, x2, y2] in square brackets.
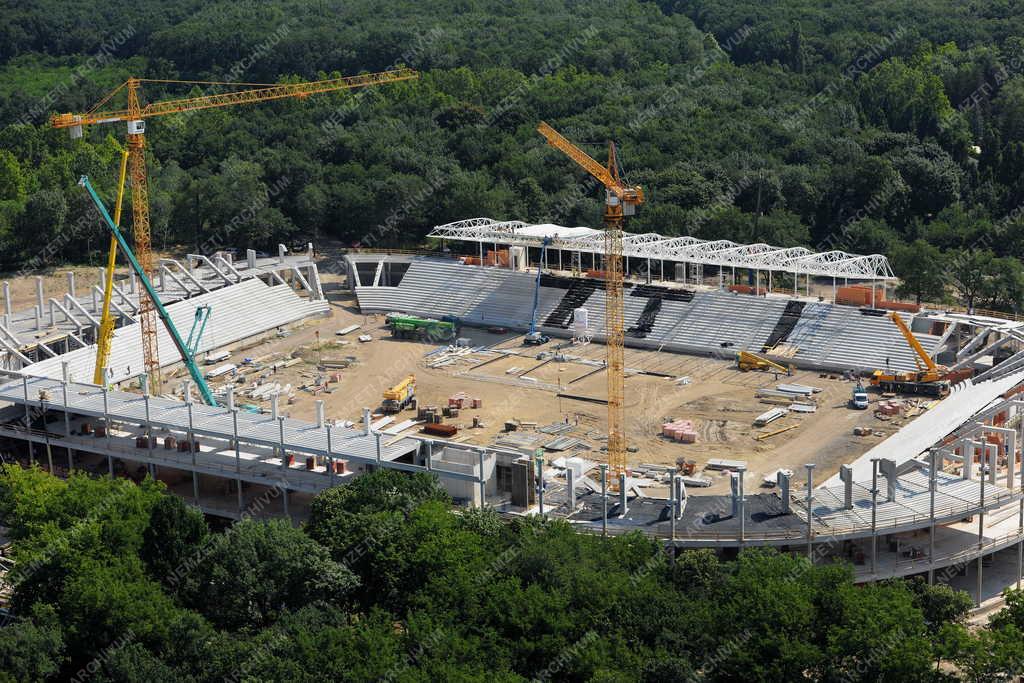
[736, 351, 793, 375]
[870, 311, 950, 397]
[92, 142, 130, 386]
[538, 122, 644, 480]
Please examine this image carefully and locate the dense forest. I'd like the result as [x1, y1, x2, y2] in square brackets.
[4, 1, 1024, 308]
[1, 465, 1023, 681]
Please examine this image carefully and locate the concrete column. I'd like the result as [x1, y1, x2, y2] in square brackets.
[270, 393, 279, 420]
[183, 380, 193, 405]
[327, 425, 334, 487]
[247, 249, 256, 270]
[35, 277, 43, 321]
[987, 443, 998, 485]
[736, 466, 746, 543]
[278, 416, 286, 472]
[929, 449, 938, 584]
[599, 464, 608, 536]
[33, 305, 40, 331]
[375, 431, 382, 466]
[778, 469, 791, 514]
[225, 385, 234, 411]
[676, 477, 686, 519]
[21, 376, 32, 465]
[962, 438, 974, 480]
[188, 401, 198, 505]
[537, 456, 545, 518]
[840, 464, 854, 510]
[870, 459, 879, 576]
[278, 244, 287, 263]
[478, 449, 486, 509]
[66, 271, 76, 298]
[978, 444, 987, 607]
[61, 363, 71, 437]
[315, 400, 325, 429]
[2, 281, 10, 316]
[618, 473, 628, 517]
[283, 486, 290, 521]
[232, 408, 242, 514]
[129, 270, 136, 295]
[567, 467, 576, 514]
[805, 463, 815, 560]
[102, 385, 112, 476]
[363, 407, 371, 435]
[669, 474, 678, 541]
[879, 458, 897, 502]
[144, 390, 154, 469]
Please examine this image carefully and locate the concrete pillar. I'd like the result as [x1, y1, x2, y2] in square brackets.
[537, 456, 545, 517]
[567, 467, 576, 514]
[363, 407, 371, 435]
[870, 459, 879, 576]
[247, 249, 257, 269]
[618, 473, 628, 517]
[962, 438, 974, 480]
[225, 384, 234, 411]
[375, 431, 382, 466]
[182, 380, 192, 404]
[129, 269, 136, 295]
[987, 443, 998, 485]
[188, 401, 198, 505]
[805, 464, 815, 560]
[278, 416, 286, 472]
[669, 474, 678, 541]
[2, 281, 10, 316]
[158, 266, 165, 290]
[66, 271, 75, 298]
[232, 408, 243, 514]
[102, 385, 112, 476]
[929, 449, 938, 584]
[778, 469, 792, 514]
[327, 424, 335, 488]
[730, 471, 742, 518]
[270, 393, 278, 420]
[35, 277, 43, 320]
[676, 477, 686, 519]
[478, 449, 486, 509]
[599, 464, 608, 537]
[736, 466, 746, 542]
[879, 458, 897, 502]
[315, 400, 325, 428]
[33, 305, 40, 331]
[278, 244, 287, 263]
[840, 464, 854, 510]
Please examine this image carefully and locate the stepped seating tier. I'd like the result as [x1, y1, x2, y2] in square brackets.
[354, 258, 938, 373]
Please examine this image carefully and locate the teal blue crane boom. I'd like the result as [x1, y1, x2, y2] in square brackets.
[78, 175, 218, 406]
[186, 305, 212, 357]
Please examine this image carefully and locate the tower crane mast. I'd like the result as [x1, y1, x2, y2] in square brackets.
[52, 68, 418, 394]
[537, 122, 645, 480]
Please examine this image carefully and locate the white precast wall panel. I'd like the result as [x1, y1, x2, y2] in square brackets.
[23, 279, 329, 382]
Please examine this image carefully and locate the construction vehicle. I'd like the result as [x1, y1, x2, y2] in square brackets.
[538, 122, 644, 481]
[736, 351, 793, 375]
[870, 312, 950, 398]
[53, 68, 418, 395]
[849, 382, 869, 409]
[186, 305, 212, 358]
[79, 175, 218, 406]
[382, 375, 416, 413]
[524, 236, 553, 346]
[385, 313, 456, 341]
[92, 141, 130, 386]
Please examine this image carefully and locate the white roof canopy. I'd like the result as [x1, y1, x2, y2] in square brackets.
[429, 218, 895, 281]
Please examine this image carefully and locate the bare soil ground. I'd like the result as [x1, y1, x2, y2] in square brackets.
[188, 268, 903, 495]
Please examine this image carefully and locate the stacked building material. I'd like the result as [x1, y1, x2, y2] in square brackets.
[877, 400, 905, 416]
[661, 419, 697, 443]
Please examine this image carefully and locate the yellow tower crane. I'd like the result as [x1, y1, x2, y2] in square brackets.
[51, 68, 419, 394]
[537, 122, 645, 480]
[93, 141, 130, 386]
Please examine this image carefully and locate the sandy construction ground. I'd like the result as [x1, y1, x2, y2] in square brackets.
[183, 267, 906, 496]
